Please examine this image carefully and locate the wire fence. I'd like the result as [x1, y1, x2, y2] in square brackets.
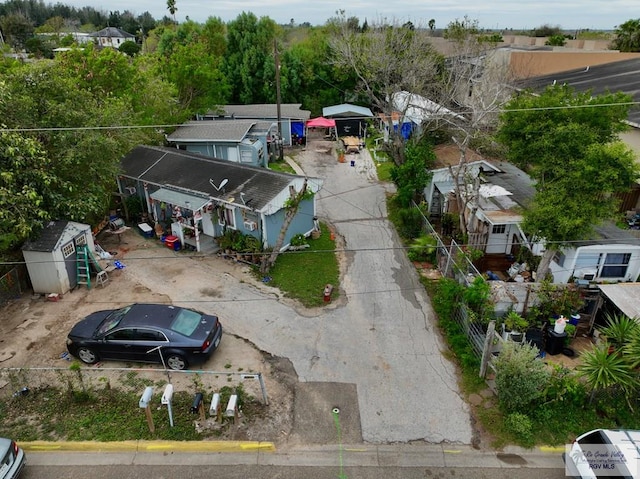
[0, 267, 24, 308]
[0, 366, 269, 405]
[414, 202, 480, 286]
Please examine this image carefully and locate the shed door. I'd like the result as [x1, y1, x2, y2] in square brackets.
[62, 241, 77, 287]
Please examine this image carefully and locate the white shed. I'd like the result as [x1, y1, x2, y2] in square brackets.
[22, 221, 96, 294]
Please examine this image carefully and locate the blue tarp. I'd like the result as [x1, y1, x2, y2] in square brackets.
[291, 121, 304, 137]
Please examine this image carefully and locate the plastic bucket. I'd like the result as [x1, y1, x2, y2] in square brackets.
[554, 316, 567, 334]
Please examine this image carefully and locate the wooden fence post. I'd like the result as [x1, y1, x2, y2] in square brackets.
[479, 320, 496, 378]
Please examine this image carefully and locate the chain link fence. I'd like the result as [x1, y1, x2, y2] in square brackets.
[0, 366, 268, 405]
[0, 267, 24, 307]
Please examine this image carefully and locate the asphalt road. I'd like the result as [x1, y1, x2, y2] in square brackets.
[21, 444, 568, 478]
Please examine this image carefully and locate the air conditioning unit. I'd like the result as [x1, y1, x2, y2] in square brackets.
[243, 220, 257, 231]
[577, 268, 597, 280]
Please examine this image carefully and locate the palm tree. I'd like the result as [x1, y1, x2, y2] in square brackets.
[167, 0, 177, 23]
[578, 344, 638, 407]
[600, 313, 640, 351]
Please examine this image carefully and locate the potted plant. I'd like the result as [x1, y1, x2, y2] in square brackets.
[503, 311, 529, 342]
[336, 148, 346, 163]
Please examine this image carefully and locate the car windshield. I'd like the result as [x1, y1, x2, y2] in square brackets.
[170, 308, 202, 336]
[96, 306, 132, 337]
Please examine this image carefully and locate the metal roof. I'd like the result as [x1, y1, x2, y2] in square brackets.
[598, 283, 640, 319]
[209, 104, 311, 120]
[149, 189, 209, 210]
[166, 120, 275, 142]
[323, 104, 374, 118]
[521, 57, 640, 126]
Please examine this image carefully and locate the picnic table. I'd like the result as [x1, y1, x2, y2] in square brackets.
[341, 136, 361, 154]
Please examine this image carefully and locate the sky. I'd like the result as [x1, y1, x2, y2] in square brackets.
[60, 0, 630, 31]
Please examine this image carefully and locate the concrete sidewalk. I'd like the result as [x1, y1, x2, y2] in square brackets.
[22, 441, 566, 469]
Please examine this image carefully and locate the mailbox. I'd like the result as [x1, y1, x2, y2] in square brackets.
[209, 393, 221, 416]
[161, 384, 174, 405]
[225, 394, 238, 417]
[191, 393, 204, 414]
[139, 386, 153, 408]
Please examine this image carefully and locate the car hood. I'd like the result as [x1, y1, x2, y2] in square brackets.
[68, 310, 112, 339]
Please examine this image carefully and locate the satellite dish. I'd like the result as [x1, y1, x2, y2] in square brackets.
[209, 178, 229, 192]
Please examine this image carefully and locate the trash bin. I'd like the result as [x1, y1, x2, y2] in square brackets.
[546, 330, 567, 356]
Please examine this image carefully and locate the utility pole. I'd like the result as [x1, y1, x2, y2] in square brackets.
[274, 38, 283, 161]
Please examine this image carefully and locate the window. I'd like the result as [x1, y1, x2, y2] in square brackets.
[601, 253, 631, 278]
[62, 242, 75, 258]
[105, 329, 135, 341]
[552, 251, 565, 267]
[133, 329, 167, 342]
[218, 207, 236, 228]
[75, 235, 87, 246]
[240, 149, 253, 163]
[171, 308, 203, 336]
[492, 224, 506, 234]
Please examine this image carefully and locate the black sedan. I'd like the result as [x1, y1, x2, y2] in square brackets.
[66, 303, 223, 370]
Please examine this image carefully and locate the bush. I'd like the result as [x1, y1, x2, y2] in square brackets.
[396, 206, 424, 239]
[494, 341, 551, 413]
[504, 412, 534, 445]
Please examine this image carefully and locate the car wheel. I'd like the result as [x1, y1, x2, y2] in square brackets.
[77, 347, 99, 364]
[166, 354, 187, 371]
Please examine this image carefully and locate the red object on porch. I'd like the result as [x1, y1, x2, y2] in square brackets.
[165, 235, 180, 251]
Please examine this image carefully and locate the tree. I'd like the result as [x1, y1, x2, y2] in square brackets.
[497, 84, 639, 279]
[118, 39, 140, 56]
[390, 137, 435, 207]
[428, 19, 435, 32]
[0, 129, 57, 252]
[328, 15, 440, 165]
[260, 179, 312, 274]
[166, 0, 177, 23]
[223, 12, 278, 104]
[0, 12, 34, 49]
[611, 18, 640, 52]
[434, 16, 514, 240]
[156, 19, 229, 112]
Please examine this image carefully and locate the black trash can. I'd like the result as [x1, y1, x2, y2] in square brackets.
[546, 330, 567, 356]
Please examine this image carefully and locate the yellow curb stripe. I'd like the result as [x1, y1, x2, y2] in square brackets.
[20, 440, 275, 453]
[539, 446, 565, 453]
[444, 449, 462, 454]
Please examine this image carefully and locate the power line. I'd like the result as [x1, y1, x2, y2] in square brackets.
[1, 100, 638, 134]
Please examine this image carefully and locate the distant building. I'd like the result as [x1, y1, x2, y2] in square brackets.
[90, 27, 135, 49]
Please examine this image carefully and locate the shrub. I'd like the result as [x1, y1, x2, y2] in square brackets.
[494, 341, 551, 413]
[396, 206, 424, 239]
[504, 412, 534, 445]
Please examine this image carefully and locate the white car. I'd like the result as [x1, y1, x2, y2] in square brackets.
[564, 429, 639, 478]
[0, 438, 25, 479]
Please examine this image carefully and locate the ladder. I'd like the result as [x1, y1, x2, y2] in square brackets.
[76, 245, 91, 289]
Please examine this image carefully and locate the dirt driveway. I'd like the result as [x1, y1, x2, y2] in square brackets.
[0, 229, 297, 443]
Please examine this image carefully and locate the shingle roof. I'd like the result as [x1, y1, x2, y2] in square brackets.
[210, 104, 311, 120]
[166, 120, 275, 142]
[521, 57, 640, 126]
[90, 27, 135, 39]
[119, 146, 321, 213]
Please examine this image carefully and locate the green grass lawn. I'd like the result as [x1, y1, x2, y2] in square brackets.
[261, 222, 339, 307]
